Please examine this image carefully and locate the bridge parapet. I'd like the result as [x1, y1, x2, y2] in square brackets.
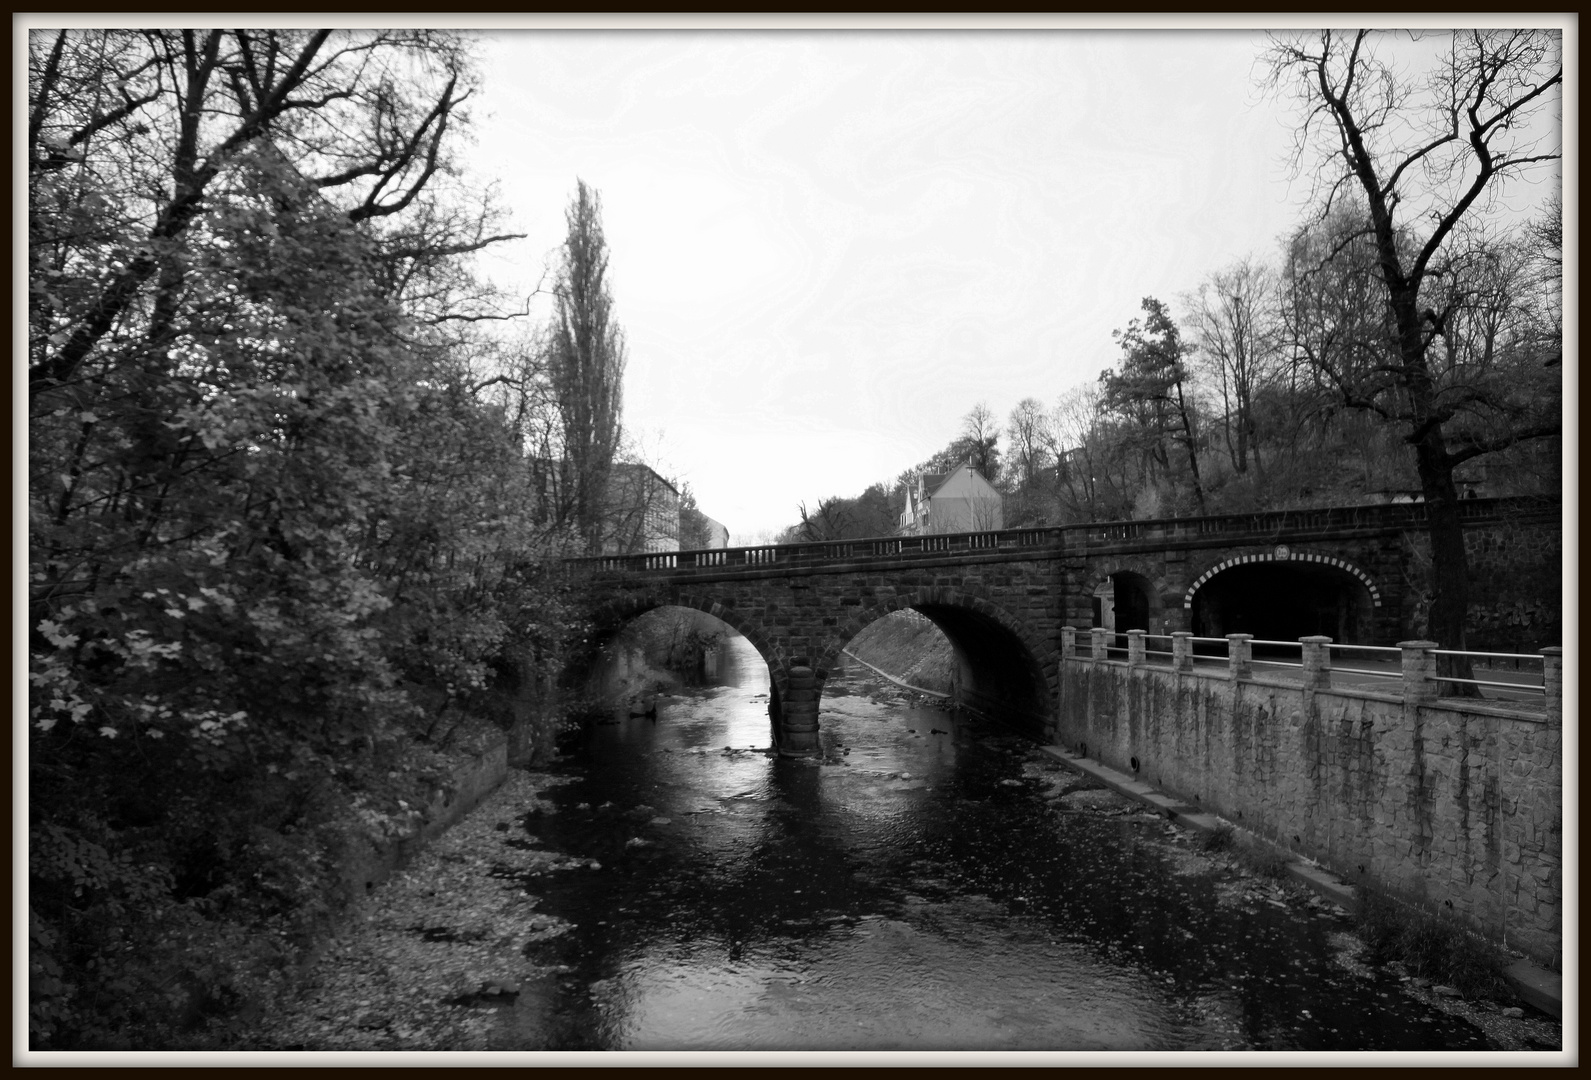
[569, 496, 1557, 577]
[1057, 626, 1558, 718]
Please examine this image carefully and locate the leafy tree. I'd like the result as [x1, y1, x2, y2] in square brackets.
[26, 29, 587, 1049]
[1100, 297, 1207, 514]
[678, 482, 716, 550]
[1264, 28, 1562, 657]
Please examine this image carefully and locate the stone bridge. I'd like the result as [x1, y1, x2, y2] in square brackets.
[568, 496, 1559, 755]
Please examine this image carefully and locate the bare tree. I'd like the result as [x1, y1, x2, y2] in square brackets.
[1183, 259, 1281, 478]
[956, 401, 1003, 483]
[794, 497, 855, 543]
[1005, 396, 1050, 524]
[1264, 29, 1562, 660]
[1046, 383, 1136, 523]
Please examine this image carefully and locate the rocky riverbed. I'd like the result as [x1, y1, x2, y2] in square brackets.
[236, 739, 1561, 1055]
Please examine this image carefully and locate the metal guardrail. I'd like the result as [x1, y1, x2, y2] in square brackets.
[1068, 628, 1555, 710]
[569, 496, 1558, 574]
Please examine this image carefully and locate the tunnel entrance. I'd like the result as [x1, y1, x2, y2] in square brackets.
[1093, 571, 1156, 649]
[1190, 561, 1374, 645]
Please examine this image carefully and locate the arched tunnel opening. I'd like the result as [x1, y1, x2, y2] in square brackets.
[1093, 571, 1157, 649]
[1190, 561, 1375, 649]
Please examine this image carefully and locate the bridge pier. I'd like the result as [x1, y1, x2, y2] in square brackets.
[777, 665, 821, 756]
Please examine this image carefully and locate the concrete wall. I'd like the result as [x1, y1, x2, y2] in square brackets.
[1055, 658, 1562, 968]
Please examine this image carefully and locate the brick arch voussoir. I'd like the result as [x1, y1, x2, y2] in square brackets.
[1182, 548, 1384, 610]
[914, 584, 1057, 666]
[811, 583, 1057, 714]
[599, 588, 783, 676]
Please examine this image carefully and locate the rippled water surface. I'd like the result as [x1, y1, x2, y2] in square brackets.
[493, 635, 1494, 1052]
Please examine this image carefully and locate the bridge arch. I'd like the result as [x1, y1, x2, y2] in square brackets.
[578, 592, 790, 719]
[585, 591, 780, 669]
[1184, 549, 1381, 644]
[816, 585, 1057, 738]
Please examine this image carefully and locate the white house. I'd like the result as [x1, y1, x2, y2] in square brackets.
[899, 463, 1004, 535]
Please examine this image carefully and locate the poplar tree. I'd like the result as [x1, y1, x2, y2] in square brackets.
[548, 180, 627, 554]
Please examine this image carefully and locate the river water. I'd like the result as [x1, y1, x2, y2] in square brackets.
[490, 633, 1501, 1053]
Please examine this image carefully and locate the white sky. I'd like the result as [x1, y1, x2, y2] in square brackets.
[451, 22, 1566, 544]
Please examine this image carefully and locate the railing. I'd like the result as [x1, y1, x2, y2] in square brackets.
[1062, 627, 1559, 716]
[566, 495, 1557, 574]
[1431, 648, 1552, 697]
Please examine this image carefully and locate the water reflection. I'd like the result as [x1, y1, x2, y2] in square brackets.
[498, 633, 1491, 1052]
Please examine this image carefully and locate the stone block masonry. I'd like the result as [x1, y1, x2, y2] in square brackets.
[1054, 654, 1562, 969]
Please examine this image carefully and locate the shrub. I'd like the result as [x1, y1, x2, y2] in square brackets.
[1357, 890, 1515, 1000]
[1199, 821, 1236, 852]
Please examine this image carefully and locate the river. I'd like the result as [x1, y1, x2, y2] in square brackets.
[484, 632, 1510, 1053]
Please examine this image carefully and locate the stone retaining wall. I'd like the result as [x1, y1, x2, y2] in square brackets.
[1055, 660, 1562, 969]
[338, 738, 510, 899]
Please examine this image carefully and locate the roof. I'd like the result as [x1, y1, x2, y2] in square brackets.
[610, 461, 679, 496]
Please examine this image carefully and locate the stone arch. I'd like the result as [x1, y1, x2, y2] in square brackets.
[587, 589, 780, 672]
[580, 590, 785, 702]
[1085, 562, 1180, 636]
[814, 584, 1058, 737]
[1183, 548, 1381, 644]
[1183, 549, 1383, 610]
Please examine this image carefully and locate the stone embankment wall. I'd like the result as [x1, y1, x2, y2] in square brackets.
[1056, 659, 1562, 969]
[845, 610, 955, 695]
[338, 738, 509, 899]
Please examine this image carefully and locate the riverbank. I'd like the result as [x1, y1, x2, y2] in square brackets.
[236, 767, 579, 1051]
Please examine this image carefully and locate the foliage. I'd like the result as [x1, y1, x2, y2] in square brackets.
[678, 482, 717, 550]
[1356, 891, 1515, 1001]
[1099, 297, 1207, 515]
[26, 28, 597, 1050]
[1199, 821, 1236, 853]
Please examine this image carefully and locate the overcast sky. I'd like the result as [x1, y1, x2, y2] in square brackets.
[460, 22, 1564, 544]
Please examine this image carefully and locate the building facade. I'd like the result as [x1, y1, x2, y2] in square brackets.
[898, 463, 1004, 535]
[602, 463, 680, 555]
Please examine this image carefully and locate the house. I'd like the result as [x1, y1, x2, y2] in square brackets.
[898, 463, 1004, 535]
[602, 463, 680, 554]
[701, 515, 730, 549]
